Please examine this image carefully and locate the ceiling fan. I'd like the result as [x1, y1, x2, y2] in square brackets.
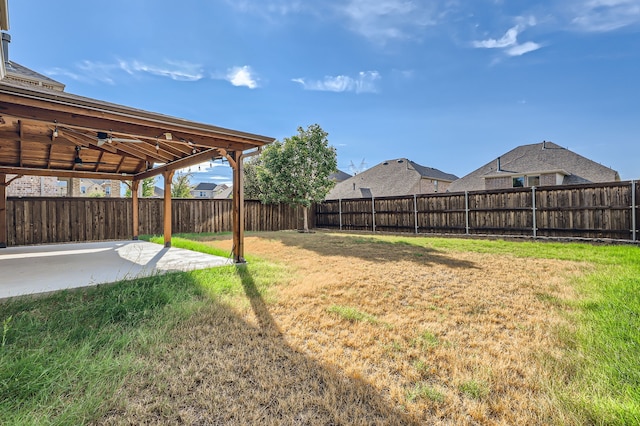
[74, 146, 106, 166]
[96, 131, 143, 146]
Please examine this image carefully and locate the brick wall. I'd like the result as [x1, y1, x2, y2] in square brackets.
[540, 173, 557, 186]
[418, 178, 452, 194]
[485, 176, 511, 190]
[6, 175, 60, 197]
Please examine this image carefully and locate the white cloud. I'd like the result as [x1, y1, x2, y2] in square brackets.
[571, 0, 640, 32]
[506, 41, 542, 56]
[473, 26, 519, 48]
[292, 71, 381, 93]
[119, 60, 204, 81]
[224, 0, 449, 43]
[472, 16, 542, 57]
[225, 66, 259, 89]
[339, 0, 441, 43]
[47, 59, 205, 84]
[225, 0, 303, 16]
[47, 60, 122, 84]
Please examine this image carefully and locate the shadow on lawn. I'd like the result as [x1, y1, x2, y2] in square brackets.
[98, 267, 417, 425]
[261, 231, 478, 269]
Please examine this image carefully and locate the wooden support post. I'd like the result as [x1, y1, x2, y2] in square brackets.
[163, 171, 175, 248]
[131, 180, 140, 240]
[0, 174, 6, 248]
[231, 151, 245, 263]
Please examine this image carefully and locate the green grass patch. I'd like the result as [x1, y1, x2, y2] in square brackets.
[0, 273, 202, 425]
[0, 234, 286, 425]
[413, 330, 439, 350]
[458, 380, 490, 400]
[327, 305, 378, 324]
[407, 382, 445, 403]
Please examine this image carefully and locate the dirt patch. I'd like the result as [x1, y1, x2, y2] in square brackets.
[103, 232, 584, 425]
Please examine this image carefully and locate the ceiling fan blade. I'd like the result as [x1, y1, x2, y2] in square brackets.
[111, 137, 143, 143]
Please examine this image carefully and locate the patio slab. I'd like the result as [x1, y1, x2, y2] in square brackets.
[0, 240, 232, 300]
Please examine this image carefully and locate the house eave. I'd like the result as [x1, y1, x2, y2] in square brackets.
[483, 169, 571, 179]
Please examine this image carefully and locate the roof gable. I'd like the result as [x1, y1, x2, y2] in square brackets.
[326, 158, 458, 200]
[448, 141, 620, 192]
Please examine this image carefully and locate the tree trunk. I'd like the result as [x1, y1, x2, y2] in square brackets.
[302, 205, 309, 232]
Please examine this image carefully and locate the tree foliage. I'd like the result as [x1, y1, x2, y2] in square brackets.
[171, 172, 193, 198]
[251, 124, 337, 231]
[243, 155, 263, 200]
[141, 177, 156, 197]
[125, 177, 156, 198]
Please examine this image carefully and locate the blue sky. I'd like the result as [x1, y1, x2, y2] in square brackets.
[6, 0, 640, 184]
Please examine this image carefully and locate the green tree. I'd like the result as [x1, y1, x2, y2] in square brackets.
[243, 155, 264, 200]
[257, 124, 337, 232]
[171, 171, 193, 198]
[141, 177, 156, 197]
[125, 177, 156, 197]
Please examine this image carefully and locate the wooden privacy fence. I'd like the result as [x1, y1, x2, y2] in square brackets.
[5, 198, 306, 246]
[316, 181, 640, 242]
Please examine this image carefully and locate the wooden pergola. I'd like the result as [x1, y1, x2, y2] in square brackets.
[0, 81, 274, 262]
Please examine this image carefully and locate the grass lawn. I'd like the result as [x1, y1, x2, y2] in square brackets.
[1, 232, 638, 425]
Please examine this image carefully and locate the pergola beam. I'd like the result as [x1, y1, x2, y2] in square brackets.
[0, 173, 6, 248]
[134, 148, 221, 181]
[163, 170, 174, 247]
[130, 180, 140, 240]
[230, 150, 245, 263]
[0, 166, 134, 181]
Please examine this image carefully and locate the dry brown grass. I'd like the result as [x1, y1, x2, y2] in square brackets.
[101, 231, 584, 425]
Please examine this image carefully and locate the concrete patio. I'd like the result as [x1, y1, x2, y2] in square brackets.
[0, 240, 232, 300]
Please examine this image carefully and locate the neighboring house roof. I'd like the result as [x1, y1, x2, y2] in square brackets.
[2, 33, 65, 90]
[325, 158, 458, 200]
[4, 60, 65, 91]
[448, 141, 620, 193]
[329, 170, 352, 182]
[153, 186, 164, 197]
[80, 178, 109, 186]
[214, 186, 233, 199]
[193, 182, 218, 191]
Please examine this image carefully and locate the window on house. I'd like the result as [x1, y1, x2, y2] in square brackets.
[527, 176, 540, 187]
[105, 187, 111, 196]
[512, 177, 524, 188]
[80, 186, 86, 194]
[434, 180, 439, 192]
[200, 191, 206, 197]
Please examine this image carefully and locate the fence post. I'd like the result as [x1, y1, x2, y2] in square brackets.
[633, 180, 637, 242]
[339, 198, 343, 231]
[465, 191, 470, 235]
[532, 186, 537, 238]
[414, 194, 418, 234]
[371, 195, 376, 233]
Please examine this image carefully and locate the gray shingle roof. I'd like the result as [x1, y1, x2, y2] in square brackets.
[325, 158, 458, 200]
[448, 141, 620, 192]
[5, 60, 65, 91]
[193, 182, 218, 191]
[329, 170, 351, 182]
